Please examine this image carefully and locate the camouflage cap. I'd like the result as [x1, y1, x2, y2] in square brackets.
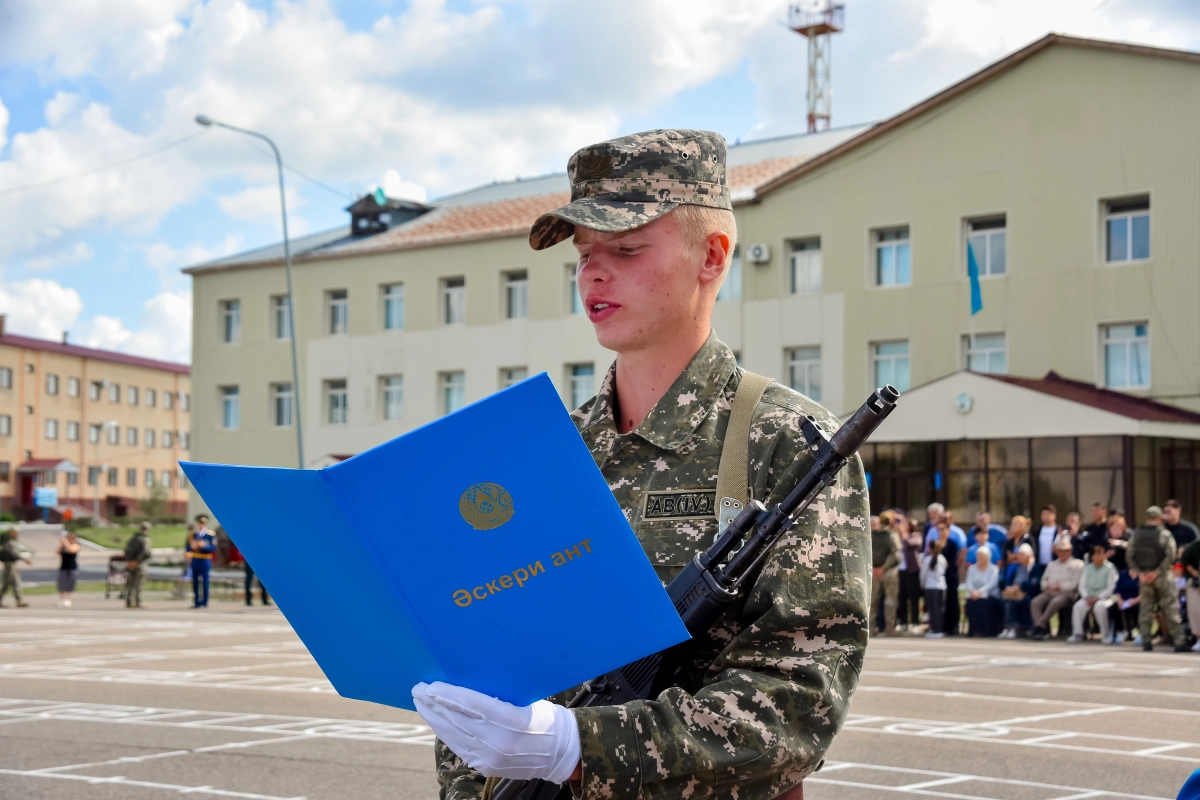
[529, 129, 731, 250]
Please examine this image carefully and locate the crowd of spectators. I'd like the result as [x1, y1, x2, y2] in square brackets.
[869, 499, 1200, 653]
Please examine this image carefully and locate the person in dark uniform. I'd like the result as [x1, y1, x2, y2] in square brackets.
[189, 514, 216, 608]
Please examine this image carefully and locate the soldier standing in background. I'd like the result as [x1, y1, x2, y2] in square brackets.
[124, 522, 153, 609]
[0, 528, 31, 608]
[871, 509, 902, 636]
[1128, 506, 1187, 652]
[413, 129, 870, 800]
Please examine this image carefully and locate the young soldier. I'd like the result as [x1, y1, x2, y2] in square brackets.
[1128, 506, 1187, 652]
[415, 130, 870, 800]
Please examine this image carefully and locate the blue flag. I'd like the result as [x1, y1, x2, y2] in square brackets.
[967, 241, 983, 315]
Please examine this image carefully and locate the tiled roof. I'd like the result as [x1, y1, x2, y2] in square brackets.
[0, 333, 190, 375]
[986, 371, 1200, 424]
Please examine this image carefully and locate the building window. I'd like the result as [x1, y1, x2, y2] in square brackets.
[872, 341, 910, 392]
[441, 371, 465, 415]
[67, 471, 77, 486]
[221, 386, 239, 430]
[67, 377, 79, 397]
[179, 469, 189, 489]
[504, 271, 529, 319]
[162, 470, 172, 488]
[327, 289, 349, 335]
[442, 277, 466, 325]
[0, 462, 8, 480]
[45, 419, 58, 440]
[786, 347, 821, 402]
[182, 392, 190, 411]
[271, 382, 293, 427]
[0, 367, 11, 389]
[0, 415, 9, 436]
[1103, 323, 1150, 389]
[717, 246, 743, 302]
[89, 381, 102, 400]
[966, 217, 1006, 277]
[88, 466, 100, 486]
[146, 428, 157, 447]
[145, 469, 155, 488]
[107, 467, 118, 486]
[220, 299, 241, 343]
[271, 295, 292, 340]
[568, 363, 595, 409]
[500, 367, 528, 389]
[964, 332, 1007, 374]
[381, 376, 403, 421]
[88, 423, 101, 443]
[127, 426, 138, 446]
[67, 421, 79, 442]
[181, 432, 190, 449]
[326, 379, 348, 424]
[127, 385, 138, 405]
[382, 284, 405, 330]
[126, 467, 137, 487]
[46, 374, 59, 395]
[163, 431, 173, 448]
[146, 388, 157, 407]
[107, 382, 120, 403]
[789, 239, 821, 294]
[107, 424, 120, 445]
[1104, 197, 1150, 263]
[164, 391, 174, 410]
[874, 227, 911, 287]
[566, 265, 584, 315]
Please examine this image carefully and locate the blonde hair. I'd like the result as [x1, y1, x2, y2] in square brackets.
[671, 204, 738, 288]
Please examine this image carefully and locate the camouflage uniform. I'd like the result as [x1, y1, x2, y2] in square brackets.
[1129, 524, 1185, 643]
[436, 335, 870, 800]
[125, 529, 152, 608]
[0, 536, 23, 605]
[870, 524, 901, 635]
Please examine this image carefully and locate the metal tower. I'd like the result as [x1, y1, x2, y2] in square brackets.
[788, 1, 844, 133]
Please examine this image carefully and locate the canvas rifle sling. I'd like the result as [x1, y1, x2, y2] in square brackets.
[715, 371, 772, 535]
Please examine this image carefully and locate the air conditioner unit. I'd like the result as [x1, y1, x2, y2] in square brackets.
[746, 243, 771, 264]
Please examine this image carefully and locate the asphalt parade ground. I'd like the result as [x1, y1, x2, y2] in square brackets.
[0, 599, 1196, 800]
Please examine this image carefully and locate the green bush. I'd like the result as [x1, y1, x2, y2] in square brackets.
[0, 513, 15, 522]
[64, 516, 95, 531]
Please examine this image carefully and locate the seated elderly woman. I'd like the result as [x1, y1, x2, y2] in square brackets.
[1000, 543, 1041, 639]
[964, 546, 1003, 637]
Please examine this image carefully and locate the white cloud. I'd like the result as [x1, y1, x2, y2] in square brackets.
[380, 170, 426, 203]
[0, 278, 84, 340]
[143, 235, 242, 288]
[24, 241, 95, 271]
[79, 290, 192, 364]
[218, 184, 301, 222]
[0, 96, 9, 152]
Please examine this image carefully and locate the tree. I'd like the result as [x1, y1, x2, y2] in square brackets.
[142, 482, 168, 520]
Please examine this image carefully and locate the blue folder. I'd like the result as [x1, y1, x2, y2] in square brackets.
[180, 373, 689, 712]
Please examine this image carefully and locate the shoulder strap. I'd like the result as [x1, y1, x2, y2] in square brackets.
[716, 371, 772, 532]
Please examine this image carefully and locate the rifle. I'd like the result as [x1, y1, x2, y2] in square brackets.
[492, 386, 900, 800]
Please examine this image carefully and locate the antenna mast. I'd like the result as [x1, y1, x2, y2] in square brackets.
[788, 1, 844, 133]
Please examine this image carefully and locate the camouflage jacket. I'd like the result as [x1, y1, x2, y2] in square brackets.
[436, 333, 870, 800]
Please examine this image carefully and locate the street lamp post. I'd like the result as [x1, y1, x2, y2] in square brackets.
[195, 114, 305, 470]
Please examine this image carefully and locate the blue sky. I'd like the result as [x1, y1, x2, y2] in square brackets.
[0, 0, 1197, 363]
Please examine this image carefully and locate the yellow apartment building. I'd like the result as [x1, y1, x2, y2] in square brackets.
[0, 318, 192, 521]
[185, 35, 1200, 523]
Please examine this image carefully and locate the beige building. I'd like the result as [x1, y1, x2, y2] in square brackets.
[0, 318, 192, 521]
[185, 34, 1200, 522]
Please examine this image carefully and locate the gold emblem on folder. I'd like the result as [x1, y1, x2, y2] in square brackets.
[459, 482, 515, 530]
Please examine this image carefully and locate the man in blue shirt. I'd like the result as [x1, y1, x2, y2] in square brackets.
[189, 514, 216, 608]
[966, 526, 1003, 566]
[969, 511, 1008, 550]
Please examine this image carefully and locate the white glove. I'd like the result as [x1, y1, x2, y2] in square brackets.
[412, 682, 580, 784]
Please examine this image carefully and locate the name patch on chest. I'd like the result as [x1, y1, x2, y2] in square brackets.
[643, 489, 717, 520]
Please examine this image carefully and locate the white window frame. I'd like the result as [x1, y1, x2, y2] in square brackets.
[1100, 321, 1150, 390]
[220, 299, 241, 344]
[108, 382, 120, 403]
[145, 469, 155, 488]
[163, 430, 173, 448]
[45, 418, 58, 440]
[327, 290, 349, 335]
[568, 363, 595, 409]
[565, 264, 584, 315]
[0, 415, 10, 435]
[46, 374, 59, 395]
[500, 367, 528, 389]
[326, 379, 348, 425]
[146, 388, 156, 408]
[182, 392, 190, 411]
[88, 423, 101, 444]
[382, 284, 405, 331]
[269, 295, 292, 340]
[380, 375, 404, 421]
[871, 340, 911, 393]
[127, 385, 138, 405]
[67, 421, 79, 442]
[789, 239, 821, 294]
[126, 467, 137, 487]
[785, 346, 821, 402]
[89, 381, 102, 401]
[271, 382, 294, 427]
[0, 368, 11, 389]
[962, 331, 1008, 374]
[964, 216, 1007, 278]
[440, 371, 465, 415]
[504, 270, 529, 320]
[164, 391, 174, 410]
[67, 377, 80, 397]
[106, 424, 120, 445]
[220, 386, 239, 430]
[127, 426, 138, 446]
[872, 227, 911, 288]
[442, 277, 466, 325]
[716, 246, 743, 302]
[1102, 196, 1151, 265]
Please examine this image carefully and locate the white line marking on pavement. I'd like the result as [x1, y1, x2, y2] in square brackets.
[861, 670, 1200, 701]
[36, 735, 318, 773]
[811, 761, 1171, 800]
[896, 776, 972, 790]
[0, 768, 306, 800]
[855, 685, 1200, 719]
